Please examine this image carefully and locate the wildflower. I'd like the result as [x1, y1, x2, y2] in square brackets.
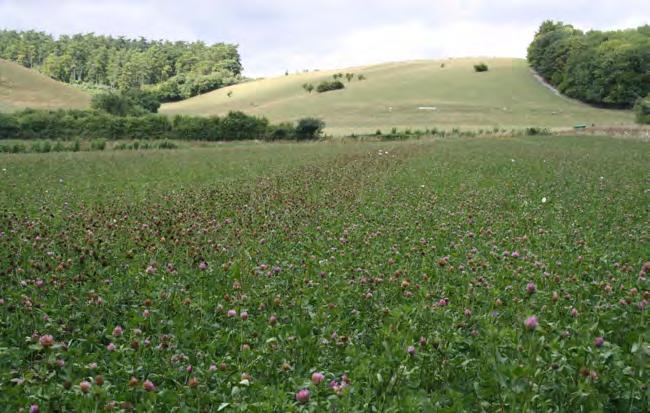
[570, 307, 578, 317]
[526, 282, 536, 295]
[128, 377, 139, 387]
[188, 377, 199, 388]
[79, 380, 91, 393]
[269, 315, 278, 326]
[112, 325, 123, 337]
[407, 345, 416, 356]
[464, 308, 472, 317]
[106, 343, 116, 352]
[542, 197, 547, 203]
[594, 336, 605, 348]
[145, 265, 156, 275]
[240, 311, 249, 321]
[143, 380, 155, 392]
[511, 251, 520, 258]
[295, 388, 310, 404]
[209, 363, 217, 372]
[56, 358, 65, 368]
[311, 372, 325, 384]
[199, 261, 208, 271]
[524, 315, 538, 330]
[39, 334, 54, 348]
[30, 405, 40, 413]
[227, 309, 237, 317]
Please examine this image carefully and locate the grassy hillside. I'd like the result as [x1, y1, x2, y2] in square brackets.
[0, 59, 91, 112]
[161, 58, 634, 135]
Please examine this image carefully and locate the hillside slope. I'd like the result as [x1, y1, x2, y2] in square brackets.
[0, 59, 91, 112]
[161, 58, 633, 135]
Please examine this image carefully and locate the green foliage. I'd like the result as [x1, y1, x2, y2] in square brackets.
[295, 117, 325, 140]
[0, 29, 243, 100]
[267, 122, 296, 140]
[473, 63, 489, 72]
[90, 139, 106, 150]
[0, 113, 20, 139]
[0, 137, 647, 411]
[634, 95, 650, 124]
[91, 91, 151, 117]
[302, 83, 314, 93]
[0, 109, 293, 142]
[316, 80, 345, 93]
[527, 21, 650, 107]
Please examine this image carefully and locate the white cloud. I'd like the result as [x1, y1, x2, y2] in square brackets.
[0, 0, 648, 76]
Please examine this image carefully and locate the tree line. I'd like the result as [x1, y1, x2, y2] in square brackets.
[0, 109, 325, 142]
[0, 30, 243, 101]
[527, 21, 650, 109]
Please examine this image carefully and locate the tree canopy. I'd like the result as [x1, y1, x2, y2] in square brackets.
[527, 21, 650, 107]
[0, 30, 243, 101]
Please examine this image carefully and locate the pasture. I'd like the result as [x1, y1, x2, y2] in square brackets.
[161, 58, 634, 135]
[0, 59, 91, 112]
[0, 135, 648, 411]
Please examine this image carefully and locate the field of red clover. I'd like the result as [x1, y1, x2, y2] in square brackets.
[0, 136, 648, 412]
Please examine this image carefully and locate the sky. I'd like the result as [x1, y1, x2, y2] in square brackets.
[0, 0, 648, 77]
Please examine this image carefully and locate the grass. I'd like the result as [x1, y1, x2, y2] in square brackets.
[0, 59, 91, 112]
[161, 58, 635, 135]
[0, 135, 648, 411]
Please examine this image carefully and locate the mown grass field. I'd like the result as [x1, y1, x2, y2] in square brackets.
[0, 136, 648, 412]
[161, 58, 634, 135]
[0, 59, 91, 112]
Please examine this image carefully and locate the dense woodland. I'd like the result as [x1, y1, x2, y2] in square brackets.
[0, 30, 242, 101]
[527, 21, 650, 108]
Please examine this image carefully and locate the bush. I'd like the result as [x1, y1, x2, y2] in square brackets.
[0, 113, 20, 139]
[219, 111, 269, 140]
[267, 122, 295, 141]
[295, 118, 325, 140]
[91, 89, 161, 116]
[157, 140, 178, 150]
[90, 139, 106, 151]
[474, 63, 489, 72]
[525, 127, 552, 136]
[634, 95, 650, 124]
[316, 80, 345, 93]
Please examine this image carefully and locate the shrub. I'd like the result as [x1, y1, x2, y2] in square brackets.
[0, 113, 19, 139]
[316, 80, 345, 93]
[157, 140, 178, 150]
[474, 63, 489, 72]
[634, 95, 650, 124]
[525, 127, 552, 136]
[295, 118, 325, 140]
[267, 122, 295, 141]
[91, 89, 161, 117]
[90, 139, 106, 151]
[219, 111, 269, 140]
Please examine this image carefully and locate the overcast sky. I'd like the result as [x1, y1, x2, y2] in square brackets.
[0, 0, 648, 77]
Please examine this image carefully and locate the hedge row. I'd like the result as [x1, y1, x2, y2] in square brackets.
[0, 110, 322, 141]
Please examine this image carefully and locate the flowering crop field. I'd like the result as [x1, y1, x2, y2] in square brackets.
[0, 136, 648, 412]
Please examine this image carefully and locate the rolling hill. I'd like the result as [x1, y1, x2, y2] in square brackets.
[161, 58, 634, 135]
[0, 59, 91, 112]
